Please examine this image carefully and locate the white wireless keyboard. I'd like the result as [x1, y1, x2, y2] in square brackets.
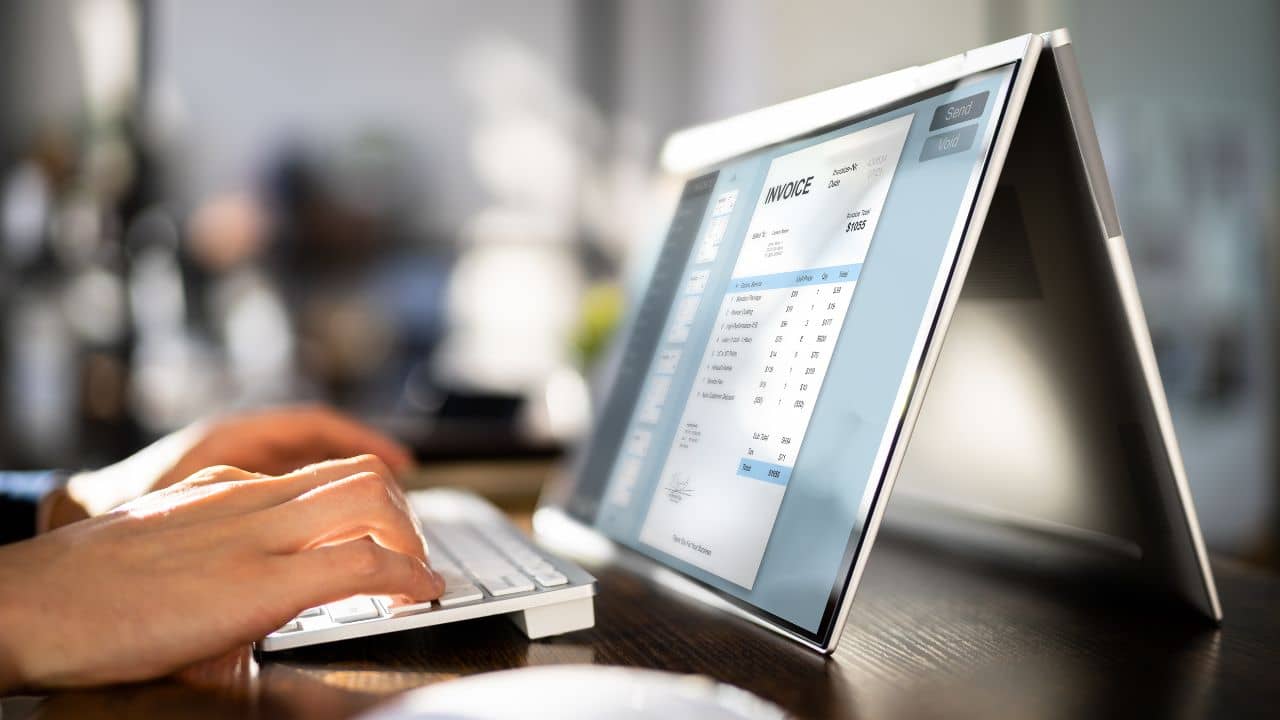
[258, 489, 597, 652]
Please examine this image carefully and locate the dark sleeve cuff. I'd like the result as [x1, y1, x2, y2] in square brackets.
[0, 471, 72, 544]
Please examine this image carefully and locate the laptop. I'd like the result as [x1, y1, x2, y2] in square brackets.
[259, 29, 1220, 655]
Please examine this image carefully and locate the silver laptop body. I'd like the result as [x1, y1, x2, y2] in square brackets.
[535, 29, 1219, 656]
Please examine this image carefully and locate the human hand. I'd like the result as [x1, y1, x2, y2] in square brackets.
[48, 406, 413, 528]
[0, 454, 444, 692]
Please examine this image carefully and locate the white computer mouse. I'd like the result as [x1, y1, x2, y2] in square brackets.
[357, 665, 787, 720]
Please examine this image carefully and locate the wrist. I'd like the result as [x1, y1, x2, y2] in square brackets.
[38, 486, 90, 533]
[65, 467, 143, 518]
[66, 426, 208, 517]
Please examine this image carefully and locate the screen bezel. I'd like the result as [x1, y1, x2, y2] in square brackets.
[540, 36, 1041, 651]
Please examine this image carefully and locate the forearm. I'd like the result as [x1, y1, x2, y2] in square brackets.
[0, 610, 26, 694]
[0, 544, 35, 694]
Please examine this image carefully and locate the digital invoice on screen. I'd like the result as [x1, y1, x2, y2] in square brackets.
[579, 64, 1018, 637]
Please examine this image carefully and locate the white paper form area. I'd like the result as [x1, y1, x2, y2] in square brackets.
[639, 114, 914, 588]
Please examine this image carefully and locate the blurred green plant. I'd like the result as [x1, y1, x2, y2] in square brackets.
[571, 282, 625, 368]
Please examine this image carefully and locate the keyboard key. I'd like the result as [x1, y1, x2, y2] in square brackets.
[534, 571, 569, 587]
[381, 597, 434, 615]
[431, 524, 562, 599]
[521, 560, 555, 575]
[297, 606, 324, 618]
[481, 575, 535, 597]
[437, 569, 472, 587]
[428, 551, 459, 566]
[274, 620, 302, 634]
[328, 596, 381, 623]
[477, 577, 510, 595]
[437, 585, 484, 607]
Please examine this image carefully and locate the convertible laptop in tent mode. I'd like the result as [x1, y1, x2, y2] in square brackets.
[260, 30, 1219, 655]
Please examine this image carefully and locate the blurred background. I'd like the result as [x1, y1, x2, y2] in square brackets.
[0, 0, 1275, 569]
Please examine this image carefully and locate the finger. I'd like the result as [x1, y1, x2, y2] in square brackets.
[261, 456, 420, 544]
[275, 537, 444, 609]
[247, 471, 428, 563]
[115, 465, 262, 521]
[132, 456, 413, 532]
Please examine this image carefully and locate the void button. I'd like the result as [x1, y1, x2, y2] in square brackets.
[919, 124, 978, 162]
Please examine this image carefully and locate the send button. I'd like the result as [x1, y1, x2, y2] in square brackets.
[919, 124, 978, 162]
[930, 91, 989, 130]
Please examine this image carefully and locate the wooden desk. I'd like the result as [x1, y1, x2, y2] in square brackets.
[7, 463, 1278, 719]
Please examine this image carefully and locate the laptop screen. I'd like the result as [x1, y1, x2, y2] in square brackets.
[564, 62, 1019, 642]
